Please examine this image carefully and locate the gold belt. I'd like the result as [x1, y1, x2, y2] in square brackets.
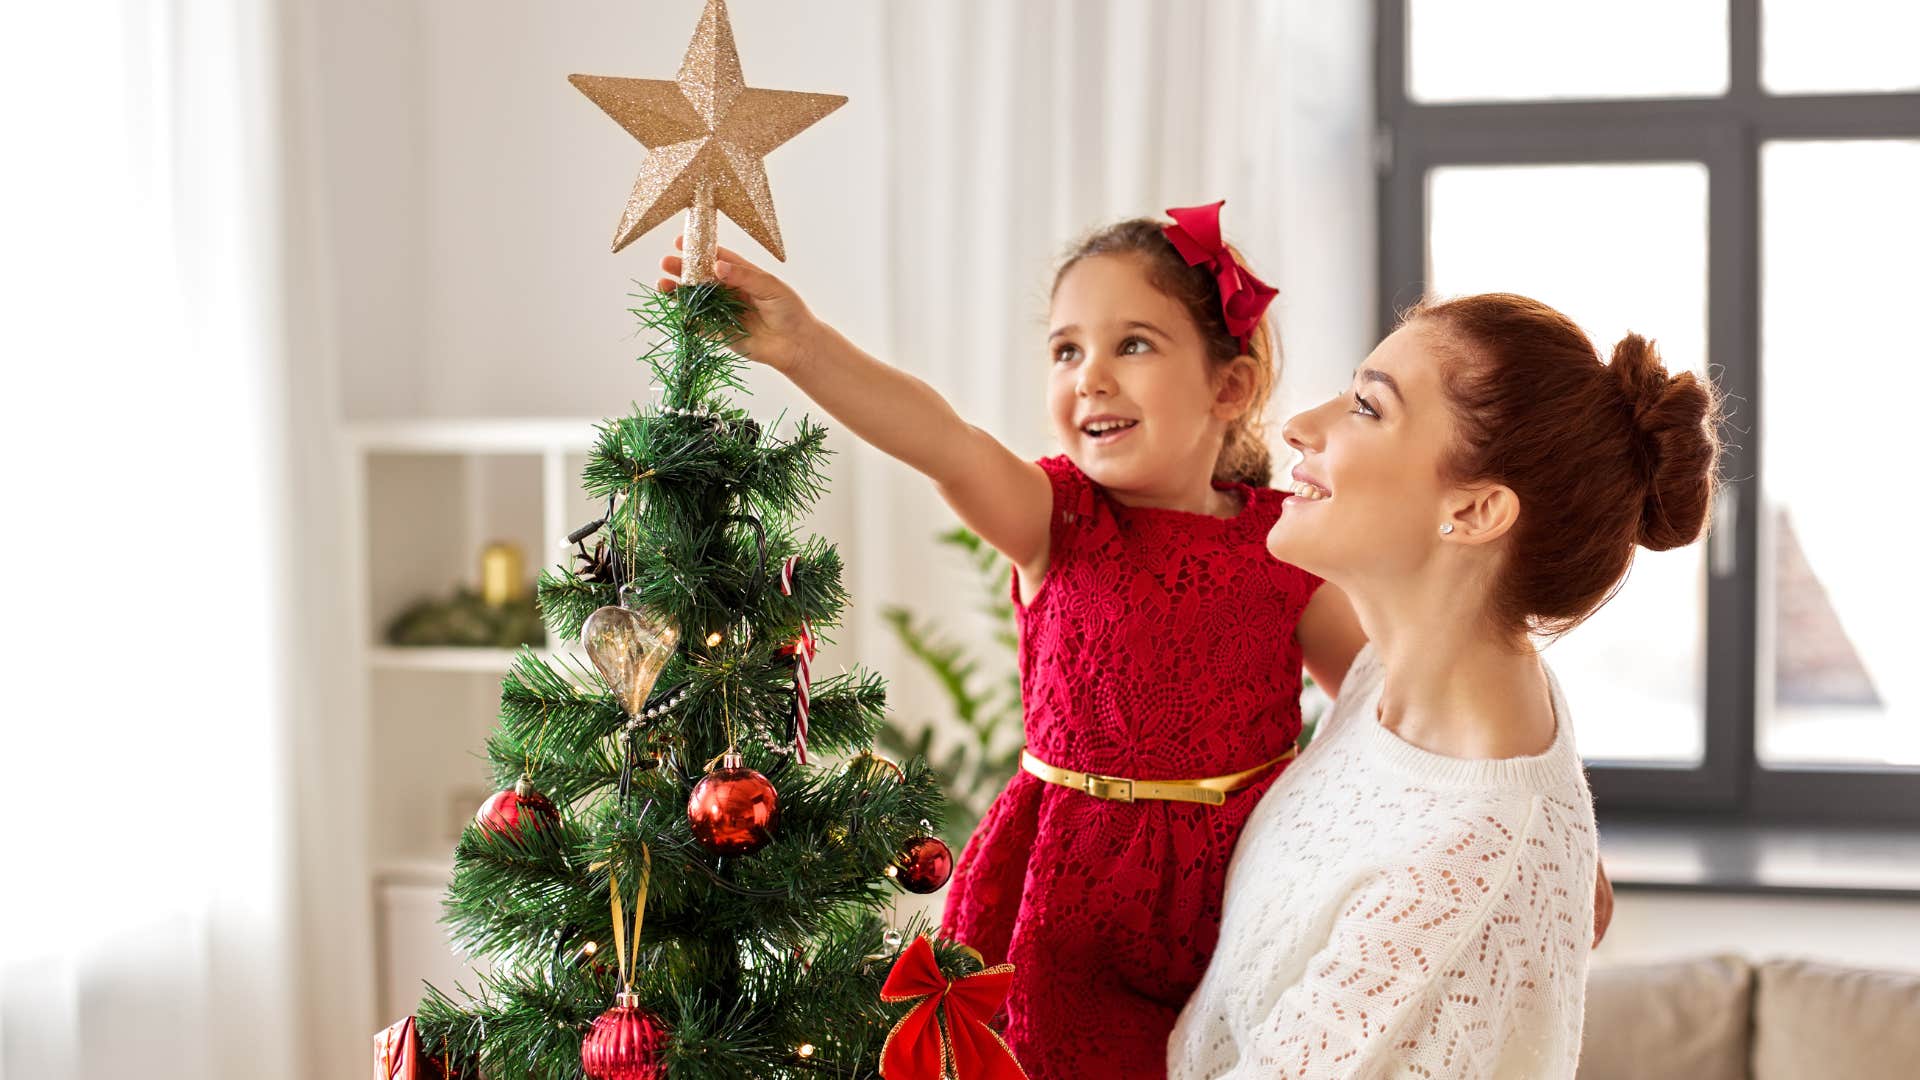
[1019, 746, 1296, 806]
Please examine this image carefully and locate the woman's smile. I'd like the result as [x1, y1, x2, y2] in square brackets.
[1283, 464, 1331, 504]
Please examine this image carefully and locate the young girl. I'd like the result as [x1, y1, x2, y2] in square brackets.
[657, 202, 1366, 1079]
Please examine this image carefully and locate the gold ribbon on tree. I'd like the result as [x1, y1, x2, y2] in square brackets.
[591, 844, 652, 992]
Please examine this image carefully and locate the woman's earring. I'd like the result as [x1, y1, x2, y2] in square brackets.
[1440, 523, 1455, 535]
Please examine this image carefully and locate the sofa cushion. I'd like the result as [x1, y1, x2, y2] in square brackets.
[1577, 955, 1752, 1080]
[1753, 958, 1920, 1080]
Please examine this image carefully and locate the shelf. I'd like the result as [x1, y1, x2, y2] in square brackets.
[375, 852, 459, 887]
[346, 417, 601, 454]
[370, 645, 554, 673]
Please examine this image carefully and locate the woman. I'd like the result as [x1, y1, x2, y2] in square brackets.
[1167, 293, 1719, 1079]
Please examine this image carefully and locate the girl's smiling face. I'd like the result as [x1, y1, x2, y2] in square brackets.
[1046, 253, 1253, 504]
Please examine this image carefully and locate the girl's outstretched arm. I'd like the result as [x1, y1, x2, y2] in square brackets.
[659, 240, 1053, 577]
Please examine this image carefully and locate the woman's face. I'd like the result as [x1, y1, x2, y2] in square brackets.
[1267, 322, 1463, 584]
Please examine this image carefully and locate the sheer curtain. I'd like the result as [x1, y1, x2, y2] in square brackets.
[848, 0, 1375, 750]
[0, 2, 364, 1077]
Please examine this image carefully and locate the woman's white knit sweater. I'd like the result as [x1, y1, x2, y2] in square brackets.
[1168, 643, 1598, 1079]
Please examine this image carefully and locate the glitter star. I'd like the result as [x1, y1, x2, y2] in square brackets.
[569, 0, 847, 258]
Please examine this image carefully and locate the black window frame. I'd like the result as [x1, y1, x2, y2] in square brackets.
[1376, 0, 1920, 823]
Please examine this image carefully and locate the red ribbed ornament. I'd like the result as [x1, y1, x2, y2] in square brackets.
[686, 752, 779, 856]
[580, 992, 668, 1080]
[475, 777, 558, 840]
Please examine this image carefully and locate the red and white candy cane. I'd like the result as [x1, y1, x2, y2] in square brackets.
[779, 556, 815, 764]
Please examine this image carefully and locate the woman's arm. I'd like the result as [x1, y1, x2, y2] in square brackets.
[1297, 583, 1366, 699]
[660, 241, 1053, 577]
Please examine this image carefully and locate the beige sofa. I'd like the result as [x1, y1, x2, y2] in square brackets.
[1577, 956, 1920, 1079]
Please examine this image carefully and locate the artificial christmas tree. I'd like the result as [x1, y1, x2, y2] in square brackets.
[389, 3, 1018, 1077]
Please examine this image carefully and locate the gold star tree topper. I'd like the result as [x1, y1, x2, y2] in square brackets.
[569, 0, 846, 282]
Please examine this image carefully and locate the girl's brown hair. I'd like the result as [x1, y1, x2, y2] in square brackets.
[1411, 293, 1720, 637]
[1053, 219, 1279, 487]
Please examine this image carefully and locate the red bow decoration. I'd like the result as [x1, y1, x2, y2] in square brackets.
[879, 936, 1028, 1080]
[1161, 200, 1277, 351]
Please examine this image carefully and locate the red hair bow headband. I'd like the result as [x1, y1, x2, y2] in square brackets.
[879, 936, 1027, 1080]
[1162, 200, 1277, 352]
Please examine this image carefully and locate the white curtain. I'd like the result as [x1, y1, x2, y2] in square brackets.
[0, 2, 366, 1077]
[847, 0, 1376, 754]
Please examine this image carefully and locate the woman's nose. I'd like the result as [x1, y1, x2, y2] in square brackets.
[1281, 403, 1326, 453]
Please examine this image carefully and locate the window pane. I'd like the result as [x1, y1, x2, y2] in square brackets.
[1408, 0, 1728, 103]
[1760, 140, 1920, 768]
[1764, 0, 1920, 94]
[1428, 163, 1711, 763]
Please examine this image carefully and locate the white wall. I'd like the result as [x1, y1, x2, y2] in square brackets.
[313, 0, 892, 424]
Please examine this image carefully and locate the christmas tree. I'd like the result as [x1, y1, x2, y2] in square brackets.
[388, 4, 1015, 1077]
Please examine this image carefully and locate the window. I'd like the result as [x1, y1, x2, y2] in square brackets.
[1758, 139, 1920, 771]
[1378, 0, 1920, 821]
[1427, 162, 1712, 766]
[1408, 0, 1728, 103]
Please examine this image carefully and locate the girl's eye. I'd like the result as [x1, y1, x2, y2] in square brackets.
[1350, 391, 1379, 418]
[1053, 344, 1081, 364]
[1120, 336, 1152, 355]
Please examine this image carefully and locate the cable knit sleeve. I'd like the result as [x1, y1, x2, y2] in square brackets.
[1213, 799, 1593, 1080]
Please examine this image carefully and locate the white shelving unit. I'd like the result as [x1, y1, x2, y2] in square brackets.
[346, 417, 603, 1019]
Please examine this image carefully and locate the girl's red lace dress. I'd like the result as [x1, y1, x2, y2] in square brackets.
[942, 455, 1322, 1079]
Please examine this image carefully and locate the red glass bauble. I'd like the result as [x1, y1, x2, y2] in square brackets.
[475, 778, 559, 840]
[686, 753, 779, 856]
[580, 993, 669, 1080]
[892, 834, 954, 894]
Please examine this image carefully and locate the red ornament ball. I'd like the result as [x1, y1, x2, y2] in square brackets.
[475, 778, 558, 840]
[580, 993, 669, 1080]
[892, 834, 954, 894]
[686, 753, 779, 856]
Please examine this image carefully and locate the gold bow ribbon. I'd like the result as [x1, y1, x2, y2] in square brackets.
[589, 844, 651, 992]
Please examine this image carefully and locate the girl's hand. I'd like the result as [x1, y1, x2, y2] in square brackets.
[658, 236, 820, 374]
